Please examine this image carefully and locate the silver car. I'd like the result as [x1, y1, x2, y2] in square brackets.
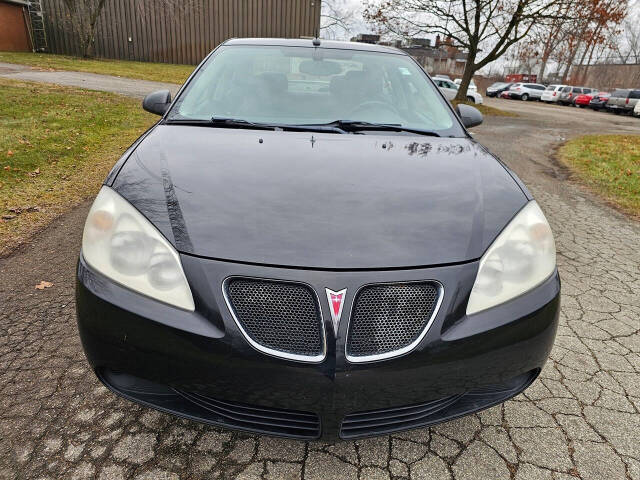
[606, 89, 640, 114]
[508, 83, 546, 101]
[558, 86, 596, 106]
[433, 77, 484, 104]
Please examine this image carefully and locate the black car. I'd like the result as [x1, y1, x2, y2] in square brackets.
[485, 82, 513, 97]
[588, 92, 611, 111]
[76, 38, 560, 441]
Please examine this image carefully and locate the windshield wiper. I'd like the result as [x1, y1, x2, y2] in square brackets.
[165, 117, 277, 131]
[165, 117, 346, 134]
[303, 120, 441, 137]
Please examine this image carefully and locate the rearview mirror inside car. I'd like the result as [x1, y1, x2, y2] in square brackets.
[142, 90, 172, 116]
[299, 59, 343, 76]
[456, 103, 483, 128]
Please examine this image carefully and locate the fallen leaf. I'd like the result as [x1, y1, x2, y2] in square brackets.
[3, 166, 10, 170]
[6, 150, 13, 156]
[35, 281, 53, 290]
[2, 214, 16, 221]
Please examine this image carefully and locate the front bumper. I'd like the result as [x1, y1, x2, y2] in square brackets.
[76, 255, 561, 440]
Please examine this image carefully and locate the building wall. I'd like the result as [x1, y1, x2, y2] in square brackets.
[570, 64, 640, 90]
[0, 2, 31, 52]
[43, 0, 321, 65]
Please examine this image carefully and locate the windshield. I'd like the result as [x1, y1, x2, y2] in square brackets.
[167, 45, 462, 136]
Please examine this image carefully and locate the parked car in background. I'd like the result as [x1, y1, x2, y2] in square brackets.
[454, 78, 477, 92]
[486, 82, 513, 97]
[558, 86, 596, 106]
[606, 89, 640, 114]
[508, 83, 546, 101]
[540, 85, 566, 103]
[433, 77, 484, 104]
[500, 90, 511, 99]
[574, 91, 607, 108]
[588, 92, 611, 111]
[635, 99, 640, 117]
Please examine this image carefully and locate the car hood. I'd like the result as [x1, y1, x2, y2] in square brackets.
[111, 126, 527, 269]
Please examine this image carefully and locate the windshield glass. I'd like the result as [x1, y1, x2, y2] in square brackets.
[168, 45, 461, 135]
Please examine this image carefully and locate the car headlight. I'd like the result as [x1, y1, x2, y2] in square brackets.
[466, 201, 556, 315]
[81, 186, 195, 311]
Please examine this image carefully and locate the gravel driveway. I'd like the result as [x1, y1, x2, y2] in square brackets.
[1, 93, 639, 480]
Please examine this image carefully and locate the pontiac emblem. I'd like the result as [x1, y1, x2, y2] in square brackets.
[326, 288, 347, 336]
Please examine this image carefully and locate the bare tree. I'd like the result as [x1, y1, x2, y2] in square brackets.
[321, 0, 356, 40]
[530, 0, 578, 81]
[364, 0, 567, 101]
[556, 0, 627, 83]
[611, 17, 640, 63]
[60, 0, 107, 58]
[506, 38, 542, 76]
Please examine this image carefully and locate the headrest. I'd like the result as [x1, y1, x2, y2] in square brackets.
[259, 72, 288, 94]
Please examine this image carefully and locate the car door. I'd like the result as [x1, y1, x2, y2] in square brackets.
[532, 85, 545, 98]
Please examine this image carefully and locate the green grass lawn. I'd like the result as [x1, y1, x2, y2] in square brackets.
[0, 51, 194, 84]
[558, 135, 640, 217]
[0, 78, 156, 255]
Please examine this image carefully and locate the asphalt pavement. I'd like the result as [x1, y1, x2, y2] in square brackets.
[0, 76, 639, 479]
[0, 62, 180, 98]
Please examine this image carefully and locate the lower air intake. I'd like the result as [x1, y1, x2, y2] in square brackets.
[340, 370, 538, 439]
[98, 369, 321, 439]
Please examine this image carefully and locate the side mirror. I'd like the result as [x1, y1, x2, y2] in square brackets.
[142, 90, 172, 116]
[456, 103, 483, 128]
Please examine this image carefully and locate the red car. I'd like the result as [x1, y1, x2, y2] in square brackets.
[575, 91, 608, 108]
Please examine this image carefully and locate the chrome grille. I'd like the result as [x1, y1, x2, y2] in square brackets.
[225, 278, 325, 361]
[346, 282, 442, 361]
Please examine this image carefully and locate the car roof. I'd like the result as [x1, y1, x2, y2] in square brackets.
[222, 37, 406, 55]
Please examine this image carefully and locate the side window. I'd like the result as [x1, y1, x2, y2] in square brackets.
[630, 90, 640, 99]
[562, 86, 571, 92]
